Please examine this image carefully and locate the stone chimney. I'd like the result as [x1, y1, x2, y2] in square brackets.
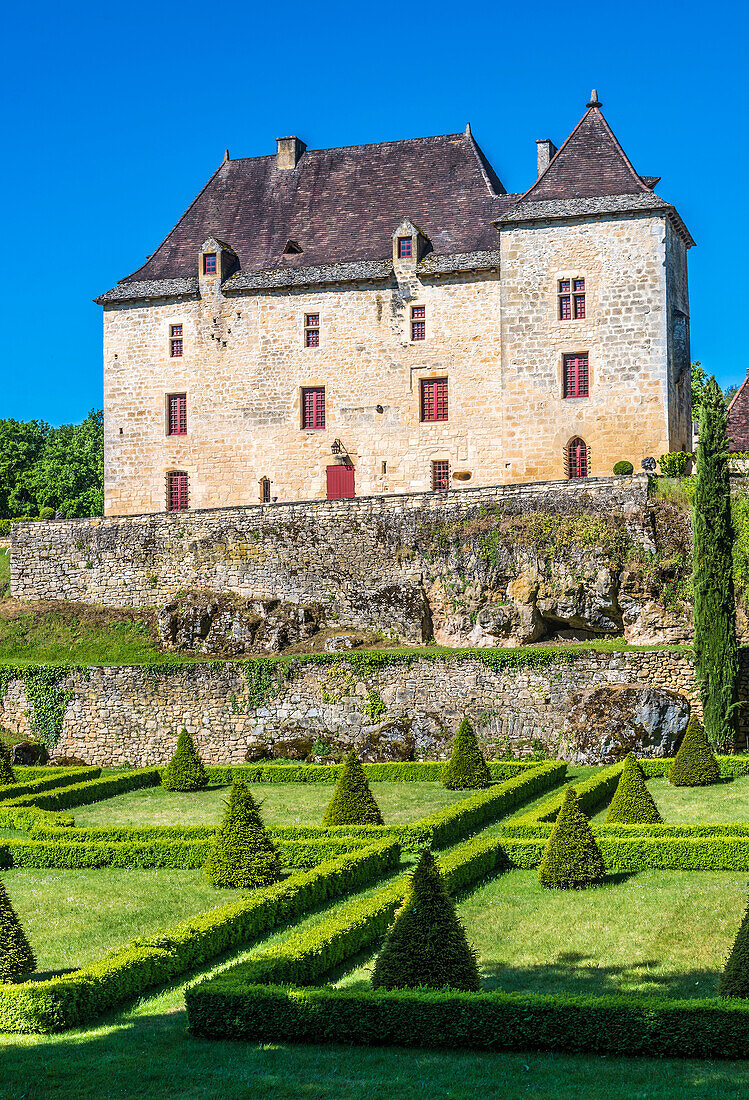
[276, 136, 307, 170]
[536, 139, 557, 178]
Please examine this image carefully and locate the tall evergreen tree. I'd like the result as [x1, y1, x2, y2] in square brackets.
[322, 750, 383, 826]
[693, 376, 739, 750]
[204, 781, 282, 888]
[0, 742, 16, 786]
[605, 753, 662, 824]
[538, 787, 606, 889]
[161, 728, 208, 791]
[720, 899, 749, 998]
[0, 878, 36, 982]
[442, 717, 491, 790]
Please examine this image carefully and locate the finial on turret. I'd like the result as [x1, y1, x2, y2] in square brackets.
[465, 122, 471, 135]
[587, 89, 602, 108]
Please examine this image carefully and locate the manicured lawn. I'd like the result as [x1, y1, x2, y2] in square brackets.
[2, 869, 223, 974]
[337, 869, 746, 999]
[72, 781, 470, 828]
[589, 774, 749, 824]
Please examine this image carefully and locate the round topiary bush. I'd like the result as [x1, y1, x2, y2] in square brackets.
[613, 461, 634, 475]
[38, 507, 55, 521]
[161, 728, 209, 792]
[442, 718, 491, 790]
[0, 742, 16, 786]
[719, 900, 749, 998]
[668, 715, 720, 787]
[371, 849, 480, 992]
[204, 780, 282, 889]
[322, 750, 383, 826]
[0, 878, 36, 982]
[538, 787, 606, 889]
[605, 753, 662, 824]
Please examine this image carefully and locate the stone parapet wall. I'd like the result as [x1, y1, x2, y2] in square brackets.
[0, 645, 728, 768]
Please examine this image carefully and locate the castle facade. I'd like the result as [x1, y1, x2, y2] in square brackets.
[97, 92, 693, 516]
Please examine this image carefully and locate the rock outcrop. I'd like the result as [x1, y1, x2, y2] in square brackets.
[560, 684, 691, 764]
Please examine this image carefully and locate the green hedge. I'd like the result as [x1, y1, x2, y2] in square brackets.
[496, 835, 749, 872]
[0, 839, 400, 1033]
[186, 982, 749, 1060]
[4, 768, 161, 811]
[640, 755, 749, 778]
[0, 768, 100, 804]
[202, 761, 540, 784]
[516, 762, 624, 824]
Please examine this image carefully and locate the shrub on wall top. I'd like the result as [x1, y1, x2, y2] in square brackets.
[669, 716, 720, 787]
[371, 848, 480, 993]
[161, 729, 208, 792]
[538, 787, 605, 889]
[605, 753, 662, 824]
[204, 781, 282, 889]
[442, 718, 491, 790]
[0, 744, 16, 787]
[322, 751, 383, 826]
[613, 461, 634, 476]
[0, 877, 36, 982]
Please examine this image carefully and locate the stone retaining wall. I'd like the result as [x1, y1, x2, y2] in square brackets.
[0, 645, 731, 767]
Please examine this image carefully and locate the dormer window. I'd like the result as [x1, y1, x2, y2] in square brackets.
[203, 253, 217, 275]
[397, 237, 413, 259]
[284, 239, 303, 255]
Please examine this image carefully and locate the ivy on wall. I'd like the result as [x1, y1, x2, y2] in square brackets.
[0, 666, 80, 749]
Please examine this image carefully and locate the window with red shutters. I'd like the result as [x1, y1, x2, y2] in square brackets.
[567, 438, 589, 479]
[563, 354, 589, 398]
[397, 237, 413, 259]
[167, 471, 189, 511]
[421, 378, 448, 422]
[573, 278, 586, 319]
[302, 386, 325, 429]
[411, 305, 426, 341]
[304, 314, 319, 348]
[558, 277, 586, 320]
[167, 393, 187, 435]
[432, 460, 450, 491]
[170, 324, 183, 358]
[558, 280, 571, 320]
[203, 253, 217, 275]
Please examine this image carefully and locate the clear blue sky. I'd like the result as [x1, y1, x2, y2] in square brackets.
[2, 0, 746, 425]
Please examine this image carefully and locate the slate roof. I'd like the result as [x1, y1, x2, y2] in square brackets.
[727, 375, 749, 451]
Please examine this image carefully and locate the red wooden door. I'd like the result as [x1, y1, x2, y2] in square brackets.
[326, 464, 355, 499]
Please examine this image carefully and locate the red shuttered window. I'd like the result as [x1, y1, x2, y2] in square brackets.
[558, 280, 571, 320]
[302, 386, 325, 429]
[432, 460, 450, 491]
[167, 471, 189, 511]
[167, 393, 187, 435]
[411, 305, 426, 341]
[203, 253, 217, 275]
[573, 278, 586, 319]
[558, 278, 586, 320]
[421, 378, 448, 422]
[563, 354, 589, 398]
[397, 237, 413, 259]
[170, 324, 183, 358]
[304, 314, 319, 347]
[567, 438, 588, 479]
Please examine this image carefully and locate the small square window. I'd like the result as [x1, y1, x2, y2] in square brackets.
[397, 237, 413, 259]
[170, 324, 183, 357]
[302, 386, 325, 429]
[305, 314, 320, 348]
[432, 460, 450, 491]
[167, 393, 187, 435]
[203, 253, 217, 275]
[411, 305, 426, 341]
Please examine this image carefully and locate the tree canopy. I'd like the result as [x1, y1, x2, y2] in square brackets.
[0, 410, 103, 518]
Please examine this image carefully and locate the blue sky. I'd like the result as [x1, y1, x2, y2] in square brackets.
[2, 0, 746, 425]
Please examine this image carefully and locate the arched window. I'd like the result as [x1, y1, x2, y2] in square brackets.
[567, 437, 589, 479]
[259, 477, 271, 503]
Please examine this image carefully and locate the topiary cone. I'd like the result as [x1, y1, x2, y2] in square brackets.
[322, 750, 383, 826]
[161, 728, 209, 792]
[0, 743, 16, 787]
[204, 781, 282, 889]
[719, 900, 749, 998]
[669, 715, 720, 787]
[605, 754, 662, 824]
[442, 717, 491, 790]
[538, 787, 606, 889]
[372, 849, 480, 992]
[0, 878, 35, 982]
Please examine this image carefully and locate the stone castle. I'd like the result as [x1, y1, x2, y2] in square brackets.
[97, 92, 693, 516]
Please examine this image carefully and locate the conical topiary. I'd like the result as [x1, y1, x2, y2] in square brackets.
[669, 715, 720, 787]
[605, 754, 662, 825]
[0, 878, 36, 982]
[371, 849, 480, 992]
[538, 787, 606, 889]
[719, 900, 749, 998]
[0, 742, 16, 786]
[161, 728, 209, 792]
[321, 750, 383, 826]
[442, 718, 491, 790]
[204, 781, 282, 888]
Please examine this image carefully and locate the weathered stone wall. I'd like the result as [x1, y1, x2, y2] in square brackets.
[11, 477, 653, 645]
[0, 647, 726, 767]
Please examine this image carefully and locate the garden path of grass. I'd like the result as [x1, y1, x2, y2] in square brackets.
[72, 780, 470, 828]
[337, 869, 747, 999]
[589, 773, 749, 824]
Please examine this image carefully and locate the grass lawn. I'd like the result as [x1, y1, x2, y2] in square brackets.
[2, 869, 224, 975]
[337, 869, 746, 999]
[590, 774, 749, 824]
[72, 781, 470, 828]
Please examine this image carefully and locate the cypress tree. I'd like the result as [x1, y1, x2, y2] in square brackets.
[0, 878, 35, 982]
[538, 787, 606, 889]
[204, 781, 282, 888]
[693, 376, 739, 751]
[719, 899, 749, 998]
[322, 750, 383, 826]
[371, 849, 480, 992]
[669, 714, 720, 786]
[0, 742, 16, 786]
[605, 753, 662, 824]
[442, 718, 491, 790]
[161, 728, 209, 792]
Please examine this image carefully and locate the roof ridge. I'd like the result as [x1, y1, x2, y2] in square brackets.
[229, 131, 467, 164]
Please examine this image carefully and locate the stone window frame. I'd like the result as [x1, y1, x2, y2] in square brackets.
[397, 236, 413, 259]
[420, 377, 448, 422]
[166, 469, 189, 511]
[411, 304, 426, 343]
[259, 476, 271, 503]
[555, 272, 589, 324]
[203, 253, 217, 276]
[301, 385, 326, 430]
[557, 350, 593, 401]
[169, 323, 184, 358]
[564, 436, 590, 479]
[304, 313, 320, 348]
[165, 392, 188, 436]
[431, 458, 450, 491]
